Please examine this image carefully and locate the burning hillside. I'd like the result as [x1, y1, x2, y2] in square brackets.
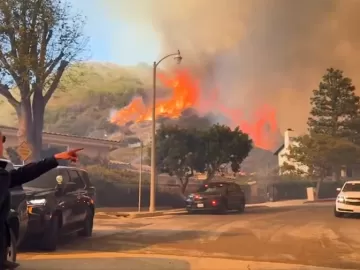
[110, 69, 279, 150]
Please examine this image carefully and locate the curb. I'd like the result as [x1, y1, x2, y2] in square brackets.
[303, 198, 335, 204]
[95, 209, 187, 219]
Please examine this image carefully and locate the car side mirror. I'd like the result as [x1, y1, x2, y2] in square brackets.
[336, 188, 341, 192]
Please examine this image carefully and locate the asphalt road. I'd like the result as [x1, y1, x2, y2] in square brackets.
[18, 203, 360, 270]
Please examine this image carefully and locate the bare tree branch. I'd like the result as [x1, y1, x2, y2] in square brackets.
[0, 83, 19, 109]
[0, 49, 20, 85]
[44, 50, 64, 78]
[44, 59, 69, 104]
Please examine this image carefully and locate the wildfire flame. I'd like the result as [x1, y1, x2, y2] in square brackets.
[110, 69, 279, 150]
[111, 70, 200, 125]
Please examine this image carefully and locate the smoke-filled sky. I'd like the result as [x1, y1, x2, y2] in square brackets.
[76, 0, 360, 135]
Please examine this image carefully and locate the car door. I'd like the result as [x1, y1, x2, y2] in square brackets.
[56, 168, 78, 228]
[232, 184, 245, 205]
[79, 170, 96, 203]
[226, 184, 238, 209]
[67, 169, 87, 223]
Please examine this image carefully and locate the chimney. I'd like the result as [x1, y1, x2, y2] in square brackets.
[284, 128, 294, 148]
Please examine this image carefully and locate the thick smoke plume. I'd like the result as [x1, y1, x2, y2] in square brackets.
[100, 0, 360, 134]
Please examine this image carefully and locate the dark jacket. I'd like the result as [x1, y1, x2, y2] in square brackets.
[0, 157, 59, 222]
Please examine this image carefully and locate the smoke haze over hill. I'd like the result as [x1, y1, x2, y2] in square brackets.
[99, 0, 360, 135]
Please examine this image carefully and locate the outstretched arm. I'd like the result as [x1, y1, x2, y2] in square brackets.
[9, 157, 58, 188]
[8, 148, 83, 188]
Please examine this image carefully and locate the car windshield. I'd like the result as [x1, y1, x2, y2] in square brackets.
[22, 169, 57, 189]
[197, 184, 226, 193]
[342, 183, 360, 192]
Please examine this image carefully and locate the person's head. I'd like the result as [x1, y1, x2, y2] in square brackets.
[0, 131, 5, 158]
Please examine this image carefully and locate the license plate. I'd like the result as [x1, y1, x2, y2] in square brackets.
[197, 203, 204, 208]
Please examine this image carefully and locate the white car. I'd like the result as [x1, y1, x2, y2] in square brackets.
[335, 180, 360, 217]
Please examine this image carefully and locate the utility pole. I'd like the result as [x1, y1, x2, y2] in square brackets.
[138, 141, 143, 212]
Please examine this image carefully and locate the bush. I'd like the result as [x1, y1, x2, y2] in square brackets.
[85, 164, 150, 184]
[267, 180, 344, 201]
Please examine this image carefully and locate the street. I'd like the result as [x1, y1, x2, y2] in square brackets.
[18, 203, 360, 270]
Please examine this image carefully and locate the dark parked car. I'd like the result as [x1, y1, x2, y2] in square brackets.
[22, 166, 96, 251]
[0, 159, 28, 263]
[185, 182, 246, 214]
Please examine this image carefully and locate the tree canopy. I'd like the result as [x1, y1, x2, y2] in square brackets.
[282, 68, 360, 198]
[156, 123, 253, 194]
[283, 134, 360, 178]
[282, 133, 360, 197]
[307, 68, 360, 137]
[201, 124, 253, 181]
[0, 0, 87, 159]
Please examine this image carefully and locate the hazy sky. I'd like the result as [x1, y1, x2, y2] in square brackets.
[72, 0, 160, 65]
[71, 0, 360, 135]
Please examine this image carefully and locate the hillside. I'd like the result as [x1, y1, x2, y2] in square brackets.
[0, 62, 278, 172]
[0, 62, 154, 131]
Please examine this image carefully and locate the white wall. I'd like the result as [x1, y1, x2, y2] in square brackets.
[278, 129, 309, 175]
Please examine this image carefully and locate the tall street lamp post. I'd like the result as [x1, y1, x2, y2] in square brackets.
[149, 50, 182, 213]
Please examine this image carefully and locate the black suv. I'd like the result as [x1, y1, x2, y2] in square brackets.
[22, 166, 96, 251]
[0, 159, 28, 263]
[185, 181, 246, 214]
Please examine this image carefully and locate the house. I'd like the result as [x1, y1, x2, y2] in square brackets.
[273, 129, 309, 175]
[274, 128, 360, 179]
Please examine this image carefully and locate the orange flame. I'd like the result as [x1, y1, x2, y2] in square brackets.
[110, 69, 279, 150]
[111, 70, 200, 125]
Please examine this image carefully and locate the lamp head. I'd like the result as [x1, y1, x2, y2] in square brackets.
[174, 50, 182, 64]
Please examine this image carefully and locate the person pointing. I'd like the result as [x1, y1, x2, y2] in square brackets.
[0, 131, 83, 269]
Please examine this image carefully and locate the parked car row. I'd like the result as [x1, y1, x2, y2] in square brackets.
[2, 158, 96, 263]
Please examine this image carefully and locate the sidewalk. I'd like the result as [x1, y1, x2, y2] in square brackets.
[19, 252, 356, 270]
[303, 198, 335, 204]
[249, 198, 335, 207]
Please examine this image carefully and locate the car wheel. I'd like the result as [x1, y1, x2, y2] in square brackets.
[7, 229, 17, 263]
[214, 202, 227, 215]
[78, 208, 94, 237]
[40, 215, 60, 251]
[334, 208, 343, 218]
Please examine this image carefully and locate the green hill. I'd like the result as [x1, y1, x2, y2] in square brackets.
[0, 62, 153, 132]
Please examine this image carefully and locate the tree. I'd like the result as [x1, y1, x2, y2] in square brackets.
[156, 124, 204, 195]
[0, 0, 87, 159]
[156, 124, 253, 194]
[307, 68, 360, 137]
[201, 124, 253, 182]
[282, 133, 360, 199]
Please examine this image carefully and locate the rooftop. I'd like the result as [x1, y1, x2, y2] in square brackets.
[0, 125, 122, 144]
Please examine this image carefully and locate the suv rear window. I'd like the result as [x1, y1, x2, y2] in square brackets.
[197, 183, 227, 193]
